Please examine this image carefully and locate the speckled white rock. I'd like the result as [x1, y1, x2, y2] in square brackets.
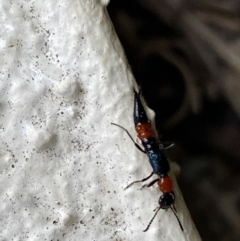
[0, 0, 202, 241]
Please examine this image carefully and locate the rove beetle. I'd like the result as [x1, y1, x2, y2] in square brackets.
[111, 89, 183, 232]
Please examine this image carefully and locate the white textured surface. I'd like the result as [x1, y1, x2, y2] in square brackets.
[0, 0, 201, 240]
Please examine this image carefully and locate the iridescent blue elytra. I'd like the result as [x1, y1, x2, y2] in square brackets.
[142, 137, 170, 176]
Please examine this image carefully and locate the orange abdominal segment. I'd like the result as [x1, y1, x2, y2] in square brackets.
[158, 176, 173, 193]
[135, 122, 155, 140]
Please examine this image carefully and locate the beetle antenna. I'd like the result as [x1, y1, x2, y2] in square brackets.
[143, 206, 161, 232]
[170, 206, 184, 231]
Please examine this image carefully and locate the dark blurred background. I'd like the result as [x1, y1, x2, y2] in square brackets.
[107, 1, 240, 240]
